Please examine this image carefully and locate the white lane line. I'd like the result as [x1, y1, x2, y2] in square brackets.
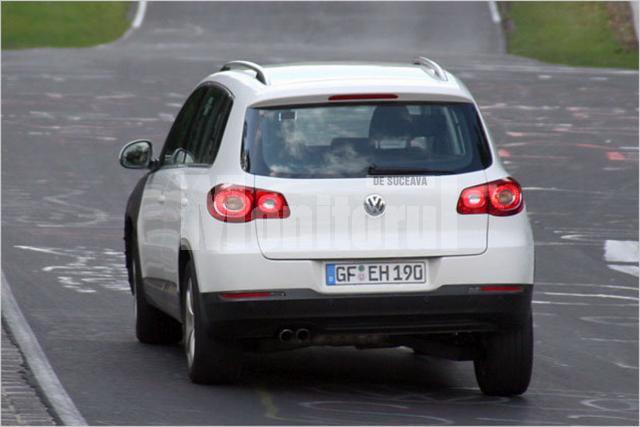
[15, 245, 67, 256]
[604, 240, 639, 278]
[541, 291, 638, 302]
[608, 264, 640, 277]
[488, 1, 502, 24]
[604, 240, 639, 263]
[1, 273, 87, 426]
[581, 337, 638, 343]
[533, 300, 589, 306]
[132, 0, 147, 29]
[536, 281, 638, 291]
[119, 1, 148, 41]
[614, 361, 639, 369]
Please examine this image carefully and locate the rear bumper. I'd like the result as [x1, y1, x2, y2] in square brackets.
[191, 210, 534, 295]
[199, 284, 532, 340]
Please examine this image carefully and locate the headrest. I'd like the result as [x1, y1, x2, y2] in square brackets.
[368, 105, 413, 140]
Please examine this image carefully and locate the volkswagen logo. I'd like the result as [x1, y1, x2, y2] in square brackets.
[364, 194, 385, 217]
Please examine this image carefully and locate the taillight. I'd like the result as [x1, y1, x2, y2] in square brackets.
[457, 178, 524, 216]
[457, 185, 488, 215]
[487, 179, 523, 216]
[208, 185, 254, 222]
[207, 184, 290, 222]
[255, 190, 290, 219]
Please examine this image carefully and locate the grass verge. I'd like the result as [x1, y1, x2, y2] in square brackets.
[2, 1, 132, 49]
[501, 1, 638, 69]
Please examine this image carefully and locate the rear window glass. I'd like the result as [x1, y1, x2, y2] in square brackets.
[242, 102, 491, 178]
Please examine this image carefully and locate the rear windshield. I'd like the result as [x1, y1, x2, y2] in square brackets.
[241, 102, 492, 178]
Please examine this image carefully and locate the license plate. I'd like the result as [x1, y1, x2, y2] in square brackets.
[326, 262, 426, 286]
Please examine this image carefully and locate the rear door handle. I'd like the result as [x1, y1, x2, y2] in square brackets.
[158, 194, 166, 204]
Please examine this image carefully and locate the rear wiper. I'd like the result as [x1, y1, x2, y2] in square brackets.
[366, 165, 454, 176]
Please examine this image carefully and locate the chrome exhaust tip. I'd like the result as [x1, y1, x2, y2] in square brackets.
[295, 328, 310, 342]
[278, 329, 294, 342]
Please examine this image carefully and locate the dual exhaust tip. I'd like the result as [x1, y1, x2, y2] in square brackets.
[278, 328, 310, 343]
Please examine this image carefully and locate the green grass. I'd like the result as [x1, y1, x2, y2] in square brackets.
[504, 2, 638, 69]
[2, 1, 131, 49]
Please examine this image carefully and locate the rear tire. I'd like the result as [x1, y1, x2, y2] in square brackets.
[182, 259, 242, 384]
[131, 237, 182, 345]
[473, 314, 533, 396]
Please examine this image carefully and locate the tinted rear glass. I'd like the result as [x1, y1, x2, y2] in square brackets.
[242, 102, 491, 178]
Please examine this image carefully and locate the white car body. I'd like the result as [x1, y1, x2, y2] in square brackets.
[121, 59, 535, 394]
[137, 63, 533, 297]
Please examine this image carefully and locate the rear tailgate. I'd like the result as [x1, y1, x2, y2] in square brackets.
[254, 171, 487, 260]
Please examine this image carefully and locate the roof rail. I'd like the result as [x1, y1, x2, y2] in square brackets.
[412, 56, 448, 81]
[220, 61, 270, 85]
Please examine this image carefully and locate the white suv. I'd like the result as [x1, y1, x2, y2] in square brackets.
[119, 58, 534, 396]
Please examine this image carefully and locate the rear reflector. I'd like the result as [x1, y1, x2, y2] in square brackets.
[219, 292, 275, 300]
[480, 285, 524, 293]
[329, 93, 398, 101]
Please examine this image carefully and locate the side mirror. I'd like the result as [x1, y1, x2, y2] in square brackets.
[119, 140, 155, 169]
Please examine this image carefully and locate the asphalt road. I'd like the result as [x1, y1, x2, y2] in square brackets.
[2, 2, 638, 425]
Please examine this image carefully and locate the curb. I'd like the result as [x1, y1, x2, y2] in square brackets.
[1, 273, 87, 426]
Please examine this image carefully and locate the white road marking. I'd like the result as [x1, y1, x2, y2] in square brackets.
[14, 245, 67, 256]
[120, 1, 148, 41]
[29, 111, 54, 119]
[537, 282, 638, 291]
[608, 264, 640, 277]
[523, 187, 611, 195]
[541, 292, 638, 302]
[14, 246, 129, 294]
[604, 240, 639, 277]
[533, 300, 589, 306]
[604, 240, 639, 263]
[487, 1, 501, 23]
[95, 93, 135, 100]
[581, 337, 638, 343]
[581, 316, 638, 327]
[132, 1, 147, 28]
[614, 361, 638, 369]
[1, 273, 87, 426]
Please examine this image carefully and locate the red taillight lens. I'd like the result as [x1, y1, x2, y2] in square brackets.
[457, 178, 524, 216]
[255, 190, 290, 218]
[457, 185, 488, 214]
[211, 185, 254, 222]
[207, 184, 289, 222]
[487, 180, 523, 216]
